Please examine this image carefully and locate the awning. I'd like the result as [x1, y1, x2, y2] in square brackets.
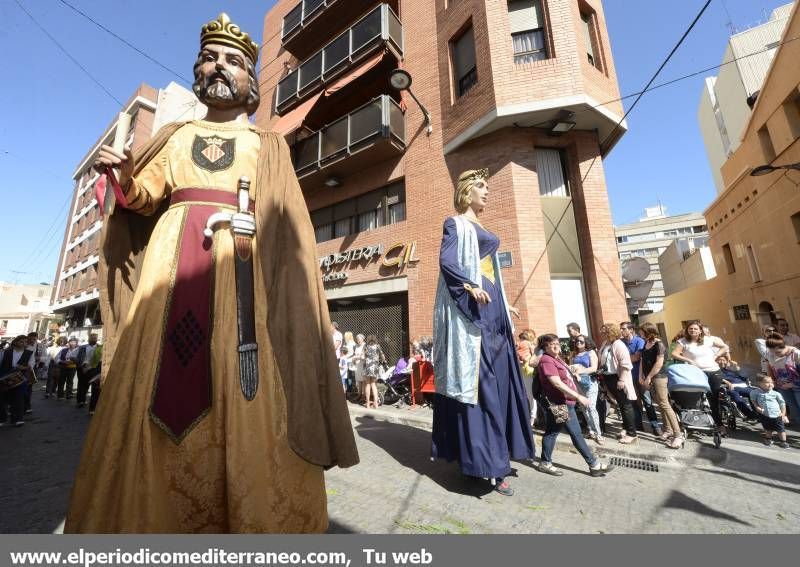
[272, 92, 323, 136]
[324, 51, 386, 95]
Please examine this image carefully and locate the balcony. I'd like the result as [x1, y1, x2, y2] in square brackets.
[276, 3, 403, 115]
[282, 0, 390, 58]
[292, 95, 405, 185]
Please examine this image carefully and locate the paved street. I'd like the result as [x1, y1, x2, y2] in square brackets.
[2, 393, 799, 534]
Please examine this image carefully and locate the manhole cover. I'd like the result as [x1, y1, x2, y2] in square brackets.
[609, 456, 659, 472]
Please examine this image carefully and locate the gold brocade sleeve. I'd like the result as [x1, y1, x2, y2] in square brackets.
[124, 139, 174, 216]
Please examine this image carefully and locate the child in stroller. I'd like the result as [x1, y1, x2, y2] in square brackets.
[667, 363, 725, 448]
[717, 354, 759, 426]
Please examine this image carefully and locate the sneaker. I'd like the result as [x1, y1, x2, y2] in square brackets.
[14, 421, 24, 427]
[24, 409, 32, 414]
[537, 462, 564, 476]
[589, 462, 615, 477]
[89, 411, 95, 416]
[493, 480, 514, 496]
[762, 438, 773, 446]
[43, 394, 50, 399]
[777, 441, 789, 449]
[77, 403, 85, 409]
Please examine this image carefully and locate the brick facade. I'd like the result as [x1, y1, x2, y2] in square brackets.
[257, 0, 627, 342]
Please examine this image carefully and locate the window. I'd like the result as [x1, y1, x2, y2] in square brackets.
[580, 9, 601, 70]
[733, 305, 751, 321]
[452, 24, 477, 97]
[792, 211, 800, 242]
[722, 243, 735, 274]
[757, 125, 776, 161]
[783, 93, 800, 138]
[745, 245, 761, 282]
[311, 182, 406, 243]
[508, 0, 548, 64]
[535, 148, 569, 197]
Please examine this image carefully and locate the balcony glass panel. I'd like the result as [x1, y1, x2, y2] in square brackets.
[276, 71, 299, 106]
[299, 52, 323, 91]
[323, 32, 350, 74]
[304, 0, 326, 19]
[349, 99, 383, 145]
[294, 134, 319, 170]
[388, 100, 404, 142]
[282, 4, 302, 38]
[321, 117, 348, 160]
[388, 8, 403, 51]
[351, 8, 382, 52]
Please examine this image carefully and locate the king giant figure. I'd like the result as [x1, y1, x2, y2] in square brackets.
[65, 14, 358, 533]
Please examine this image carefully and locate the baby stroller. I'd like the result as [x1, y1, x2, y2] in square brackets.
[380, 366, 413, 408]
[667, 364, 724, 448]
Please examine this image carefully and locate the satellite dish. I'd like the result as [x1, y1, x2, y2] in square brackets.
[621, 257, 651, 282]
[624, 280, 654, 301]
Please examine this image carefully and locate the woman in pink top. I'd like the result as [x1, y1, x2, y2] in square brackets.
[598, 322, 637, 444]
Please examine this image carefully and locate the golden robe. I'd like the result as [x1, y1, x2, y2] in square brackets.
[65, 120, 358, 533]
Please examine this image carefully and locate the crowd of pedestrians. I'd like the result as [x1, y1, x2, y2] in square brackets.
[510, 317, 800, 475]
[0, 333, 102, 427]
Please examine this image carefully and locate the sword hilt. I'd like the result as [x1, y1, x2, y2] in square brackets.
[238, 176, 250, 214]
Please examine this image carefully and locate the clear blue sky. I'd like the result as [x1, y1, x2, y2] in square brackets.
[0, 0, 789, 284]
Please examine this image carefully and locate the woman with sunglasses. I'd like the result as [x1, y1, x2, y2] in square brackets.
[569, 335, 603, 444]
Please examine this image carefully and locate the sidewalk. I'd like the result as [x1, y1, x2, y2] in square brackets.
[346, 401, 800, 467]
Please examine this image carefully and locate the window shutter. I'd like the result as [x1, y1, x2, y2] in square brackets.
[453, 26, 477, 79]
[508, 0, 542, 34]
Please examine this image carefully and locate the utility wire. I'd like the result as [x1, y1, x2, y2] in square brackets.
[512, 0, 714, 306]
[55, 0, 192, 85]
[12, 0, 123, 106]
[601, 0, 712, 152]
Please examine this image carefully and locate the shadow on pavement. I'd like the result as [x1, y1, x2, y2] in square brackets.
[662, 490, 752, 526]
[326, 519, 357, 534]
[354, 416, 498, 498]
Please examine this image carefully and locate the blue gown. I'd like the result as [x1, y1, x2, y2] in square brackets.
[431, 217, 535, 478]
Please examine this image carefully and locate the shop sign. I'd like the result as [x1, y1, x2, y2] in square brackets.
[381, 241, 420, 269]
[319, 245, 384, 271]
[322, 272, 348, 284]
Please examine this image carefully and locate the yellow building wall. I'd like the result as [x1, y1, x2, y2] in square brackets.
[639, 276, 755, 364]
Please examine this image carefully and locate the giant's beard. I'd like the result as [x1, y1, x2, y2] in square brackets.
[193, 68, 244, 109]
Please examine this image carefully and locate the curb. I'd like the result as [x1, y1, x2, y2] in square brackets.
[347, 404, 698, 466]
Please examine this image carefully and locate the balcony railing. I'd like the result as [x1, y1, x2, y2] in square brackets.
[283, 0, 323, 42]
[276, 4, 403, 114]
[292, 95, 405, 178]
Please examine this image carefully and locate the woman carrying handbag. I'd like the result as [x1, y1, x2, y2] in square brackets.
[535, 334, 614, 478]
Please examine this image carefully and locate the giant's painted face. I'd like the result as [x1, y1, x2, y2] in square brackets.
[192, 43, 253, 113]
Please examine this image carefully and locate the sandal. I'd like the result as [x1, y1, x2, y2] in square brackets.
[536, 462, 564, 476]
[493, 480, 514, 496]
[589, 462, 614, 477]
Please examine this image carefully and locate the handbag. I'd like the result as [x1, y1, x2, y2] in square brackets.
[547, 402, 570, 424]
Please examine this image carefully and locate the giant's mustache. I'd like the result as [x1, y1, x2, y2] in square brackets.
[200, 69, 239, 98]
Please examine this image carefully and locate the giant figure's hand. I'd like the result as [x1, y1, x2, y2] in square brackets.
[94, 145, 134, 188]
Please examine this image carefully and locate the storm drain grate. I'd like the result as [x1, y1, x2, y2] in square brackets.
[609, 456, 659, 472]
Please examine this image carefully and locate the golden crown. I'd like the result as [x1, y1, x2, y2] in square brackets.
[200, 13, 259, 63]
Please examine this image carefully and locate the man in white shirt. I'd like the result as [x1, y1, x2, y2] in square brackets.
[75, 333, 99, 408]
[777, 319, 800, 348]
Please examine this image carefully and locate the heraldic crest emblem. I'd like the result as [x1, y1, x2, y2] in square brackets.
[191, 134, 236, 172]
